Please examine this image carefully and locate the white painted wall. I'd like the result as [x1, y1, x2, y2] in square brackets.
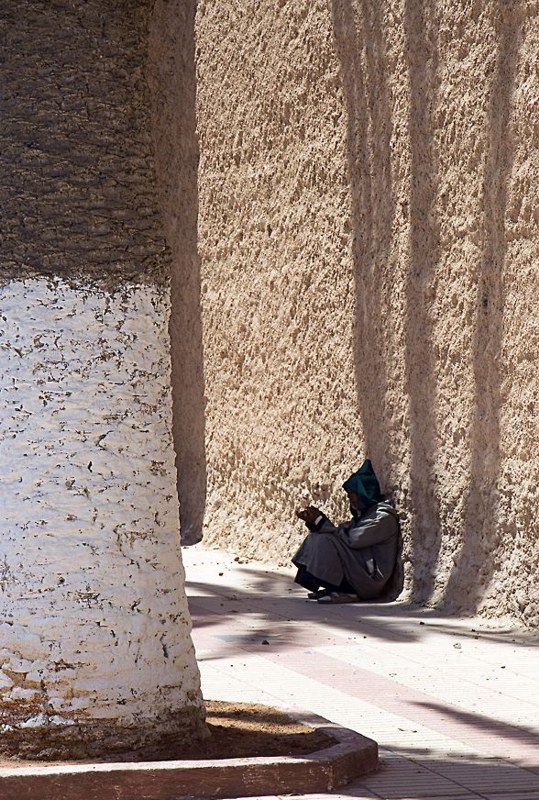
[0, 278, 204, 753]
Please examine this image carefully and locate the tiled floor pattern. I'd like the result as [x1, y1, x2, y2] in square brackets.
[183, 546, 539, 800]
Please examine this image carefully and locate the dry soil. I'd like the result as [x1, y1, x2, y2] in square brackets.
[0, 701, 335, 768]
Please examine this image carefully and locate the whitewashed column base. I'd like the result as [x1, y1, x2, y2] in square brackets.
[0, 278, 206, 758]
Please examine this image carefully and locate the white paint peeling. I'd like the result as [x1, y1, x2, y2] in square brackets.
[0, 278, 204, 746]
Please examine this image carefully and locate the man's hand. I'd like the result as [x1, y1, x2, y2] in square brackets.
[296, 505, 323, 525]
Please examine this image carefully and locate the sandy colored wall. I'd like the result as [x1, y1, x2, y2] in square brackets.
[193, 0, 539, 624]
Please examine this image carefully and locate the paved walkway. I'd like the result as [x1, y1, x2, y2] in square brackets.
[183, 545, 539, 800]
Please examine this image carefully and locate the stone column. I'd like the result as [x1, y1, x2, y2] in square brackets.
[0, 0, 206, 757]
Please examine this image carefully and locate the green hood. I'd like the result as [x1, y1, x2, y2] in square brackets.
[342, 459, 382, 507]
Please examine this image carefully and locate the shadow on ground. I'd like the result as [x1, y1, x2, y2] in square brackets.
[185, 550, 539, 799]
[185, 562, 538, 664]
[357, 747, 539, 800]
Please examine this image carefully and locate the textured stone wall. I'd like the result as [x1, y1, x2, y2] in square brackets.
[0, 0, 205, 756]
[194, 0, 539, 625]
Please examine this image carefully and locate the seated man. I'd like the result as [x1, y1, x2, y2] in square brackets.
[293, 459, 399, 603]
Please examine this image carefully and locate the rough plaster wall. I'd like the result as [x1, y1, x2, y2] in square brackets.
[0, 0, 205, 755]
[195, 0, 539, 625]
[196, 0, 364, 558]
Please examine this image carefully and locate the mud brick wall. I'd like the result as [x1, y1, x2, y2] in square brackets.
[193, 0, 539, 624]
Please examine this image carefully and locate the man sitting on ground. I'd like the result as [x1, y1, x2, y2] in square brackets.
[293, 459, 399, 604]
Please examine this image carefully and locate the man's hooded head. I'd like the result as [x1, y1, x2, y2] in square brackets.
[342, 459, 382, 509]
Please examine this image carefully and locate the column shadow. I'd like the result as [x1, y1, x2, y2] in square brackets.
[331, 1, 404, 598]
[148, 0, 206, 545]
[444, 1, 522, 610]
[330, 0, 395, 478]
[403, 0, 442, 602]
[360, 749, 539, 799]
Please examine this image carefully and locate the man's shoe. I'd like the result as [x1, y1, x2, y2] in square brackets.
[317, 592, 359, 604]
[307, 588, 330, 600]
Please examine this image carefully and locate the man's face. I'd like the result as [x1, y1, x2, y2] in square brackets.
[346, 490, 361, 513]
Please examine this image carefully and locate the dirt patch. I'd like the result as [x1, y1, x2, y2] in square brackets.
[174, 700, 335, 760]
[0, 701, 336, 768]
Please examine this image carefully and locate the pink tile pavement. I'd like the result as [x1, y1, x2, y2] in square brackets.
[183, 546, 539, 800]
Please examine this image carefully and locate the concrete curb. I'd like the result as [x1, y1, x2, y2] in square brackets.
[0, 712, 378, 799]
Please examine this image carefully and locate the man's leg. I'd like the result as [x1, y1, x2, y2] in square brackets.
[294, 566, 344, 595]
